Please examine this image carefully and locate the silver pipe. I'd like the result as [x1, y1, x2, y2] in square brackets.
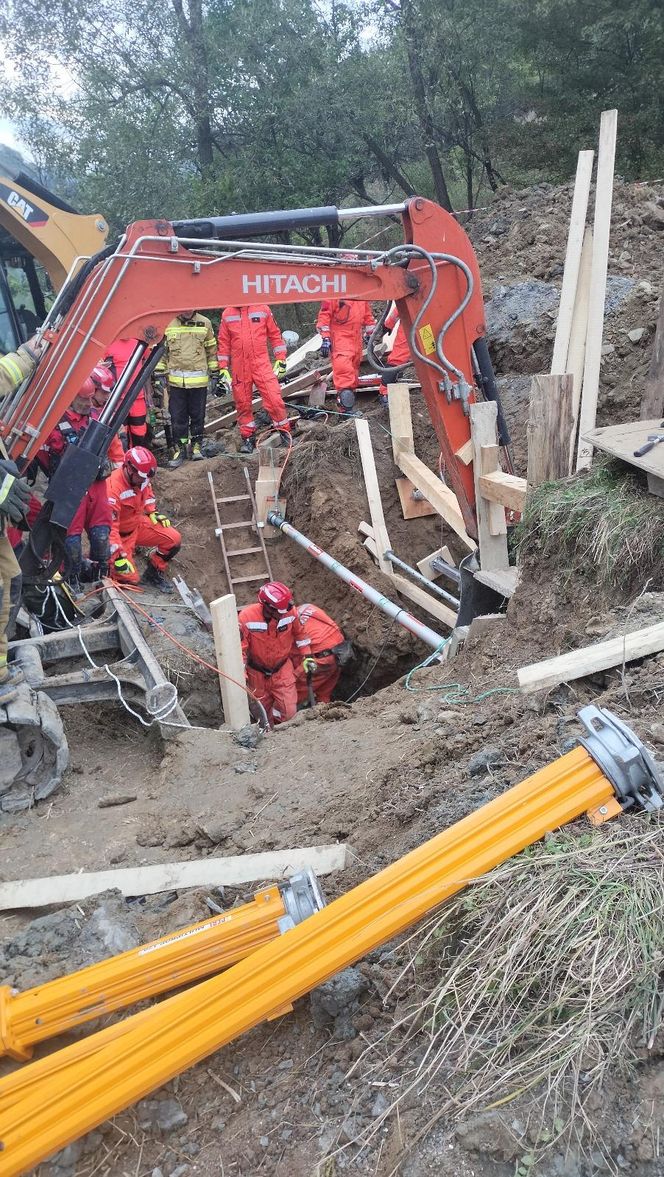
[384, 551, 460, 609]
[338, 203, 407, 220]
[267, 512, 448, 653]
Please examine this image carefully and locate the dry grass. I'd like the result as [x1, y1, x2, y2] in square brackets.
[356, 819, 664, 1166]
[517, 459, 664, 590]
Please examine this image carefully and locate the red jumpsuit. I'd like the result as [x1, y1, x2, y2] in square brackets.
[379, 304, 410, 399]
[238, 601, 311, 725]
[39, 410, 112, 536]
[293, 603, 345, 704]
[218, 306, 290, 440]
[107, 466, 181, 584]
[105, 338, 147, 446]
[316, 300, 375, 391]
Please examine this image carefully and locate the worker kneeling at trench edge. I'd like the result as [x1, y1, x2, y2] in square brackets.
[292, 601, 354, 706]
[107, 446, 181, 595]
[239, 582, 312, 726]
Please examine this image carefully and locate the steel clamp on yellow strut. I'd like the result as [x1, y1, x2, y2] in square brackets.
[0, 707, 662, 1177]
[0, 870, 325, 1063]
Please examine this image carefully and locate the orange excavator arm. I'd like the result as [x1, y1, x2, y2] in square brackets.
[0, 197, 504, 577]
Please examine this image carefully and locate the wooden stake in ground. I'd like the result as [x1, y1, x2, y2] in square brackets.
[640, 283, 664, 420]
[551, 149, 595, 376]
[527, 374, 575, 488]
[210, 593, 251, 730]
[470, 401, 509, 572]
[576, 109, 618, 471]
[565, 226, 593, 470]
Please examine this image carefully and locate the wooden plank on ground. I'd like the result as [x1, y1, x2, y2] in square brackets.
[210, 594, 250, 731]
[390, 571, 457, 630]
[355, 418, 392, 574]
[479, 471, 527, 513]
[640, 283, 664, 420]
[396, 477, 436, 519]
[576, 109, 618, 471]
[551, 149, 595, 375]
[581, 418, 664, 490]
[387, 383, 414, 462]
[527, 374, 575, 488]
[518, 621, 664, 694]
[0, 845, 348, 911]
[470, 401, 509, 571]
[565, 226, 593, 471]
[397, 450, 475, 550]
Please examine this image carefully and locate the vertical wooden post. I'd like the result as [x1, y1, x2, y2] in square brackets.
[470, 401, 509, 572]
[576, 109, 618, 471]
[355, 418, 392, 574]
[527, 374, 574, 489]
[640, 285, 664, 420]
[387, 383, 414, 462]
[551, 149, 595, 376]
[565, 227, 593, 471]
[210, 594, 250, 731]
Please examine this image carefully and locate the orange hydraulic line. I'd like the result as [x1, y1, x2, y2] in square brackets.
[0, 885, 288, 1063]
[0, 746, 623, 1175]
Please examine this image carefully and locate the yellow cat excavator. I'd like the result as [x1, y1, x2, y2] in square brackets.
[0, 156, 107, 351]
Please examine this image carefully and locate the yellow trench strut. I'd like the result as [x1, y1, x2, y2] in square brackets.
[0, 747, 615, 1175]
[0, 886, 287, 1062]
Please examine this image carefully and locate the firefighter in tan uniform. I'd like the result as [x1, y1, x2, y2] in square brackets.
[0, 338, 44, 700]
[154, 310, 219, 467]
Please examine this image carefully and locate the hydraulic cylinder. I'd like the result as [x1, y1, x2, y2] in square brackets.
[0, 707, 661, 1177]
[0, 870, 324, 1063]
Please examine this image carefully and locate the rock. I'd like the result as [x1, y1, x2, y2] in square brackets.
[152, 1170, 165, 1177]
[259, 1136, 269, 1147]
[136, 818, 166, 847]
[197, 815, 235, 844]
[233, 724, 262, 749]
[601, 343, 615, 357]
[371, 1092, 390, 1117]
[455, 1111, 519, 1160]
[628, 327, 646, 343]
[649, 722, 664, 747]
[233, 761, 257, 774]
[467, 746, 503, 777]
[278, 1058, 293, 1070]
[170, 1167, 190, 1177]
[137, 1097, 188, 1134]
[98, 793, 137, 808]
[644, 201, 664, 230]
[1, 787, 31, 812]
[339, 1115, 364, 1144]
[311, 967, 367, 1022]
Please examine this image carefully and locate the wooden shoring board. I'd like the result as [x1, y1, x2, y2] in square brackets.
[396, 477, 436, 519]
[285, 332, 322, 373]
[474, 567, 520, 599]
[551, 149, 595, 375]
[470, 402, 509, 572]
[210, 593, 250, 730]
[640, 284, 664, 420]
[355, 419, 392, 574]
[576, 109, 618, 471]
[0, 845, 349, 910]
[581, 419, 664, 496]
[478, 471, 527, 513]
[416, 545, 456, 581]
[527, 374, 575, 488]
[518, 620, 664, 694]
[397, 450, 475, 550]
[387, 382, 415, 462]
[565, 226, 593, 471]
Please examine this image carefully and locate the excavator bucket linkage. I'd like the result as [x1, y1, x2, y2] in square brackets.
[0, 707, 660, 1175]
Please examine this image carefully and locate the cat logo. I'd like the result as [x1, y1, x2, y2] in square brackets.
[0, 183, 49, 227]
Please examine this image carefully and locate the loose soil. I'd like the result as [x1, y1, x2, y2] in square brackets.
[3, 177, 664, 1177]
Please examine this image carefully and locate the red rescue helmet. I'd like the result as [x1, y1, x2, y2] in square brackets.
[124, 445, 157, 479]
[75, 376, 96, 400]
[90, 363, 114, 392]
[258, 581, 293, 614]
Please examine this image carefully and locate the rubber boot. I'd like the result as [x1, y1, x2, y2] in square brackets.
[169, 441, 187, 469]
[63, 534, 84, 595]
[337, 388, 362, 418]
[191, 441, 204, 461]
[239, 436, 256, 454]
[89, 525, 110, 579]
[141, 562, 174, 595]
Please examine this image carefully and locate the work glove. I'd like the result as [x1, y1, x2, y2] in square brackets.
[302, 657, 318, 675]
[0, 460, 31, 524]
[149, 511, 171, 528]
[208, 374, 221, 397]
[319, 338, 331, 359]
[113, 555, 136, 577]
[273, 359, 287, 378]
[218, 367, 232, 388]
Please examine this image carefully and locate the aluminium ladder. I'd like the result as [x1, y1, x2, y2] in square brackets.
[208, 468, 273, 605]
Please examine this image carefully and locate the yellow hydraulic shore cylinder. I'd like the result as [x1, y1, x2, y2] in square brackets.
[0, 707, 661, 1177]
[0, 870, 324, 1063]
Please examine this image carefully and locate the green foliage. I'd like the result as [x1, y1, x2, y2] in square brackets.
[0, 0, 662, 227]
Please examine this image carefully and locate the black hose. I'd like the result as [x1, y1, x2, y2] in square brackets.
[472, 337, 511, 448]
